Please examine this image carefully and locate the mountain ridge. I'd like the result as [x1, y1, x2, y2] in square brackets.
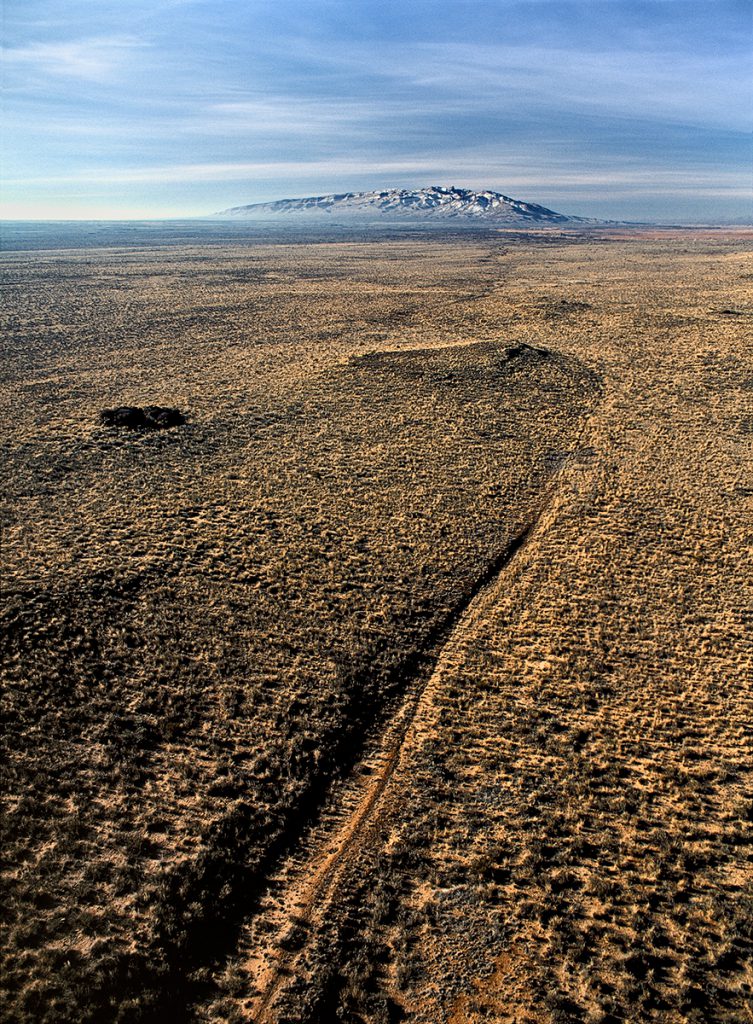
[215, 185, 592, 224]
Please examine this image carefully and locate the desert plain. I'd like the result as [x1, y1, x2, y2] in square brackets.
[1, 225, 751, 1023]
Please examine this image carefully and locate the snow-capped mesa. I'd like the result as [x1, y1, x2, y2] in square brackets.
[215, 185, 587, 224]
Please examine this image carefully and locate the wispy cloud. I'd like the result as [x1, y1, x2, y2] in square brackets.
[6, 158, 749, 194]
[415, 42, 749, 130]
[198, 97, 388, 137]
[2, 35, 147, 81]
[272, 36, 749, 132]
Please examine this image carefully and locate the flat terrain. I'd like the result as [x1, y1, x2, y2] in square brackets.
[1, 228, 751, 1023]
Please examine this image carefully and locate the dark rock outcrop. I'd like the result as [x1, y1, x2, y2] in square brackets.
[100, 406, 186, 430]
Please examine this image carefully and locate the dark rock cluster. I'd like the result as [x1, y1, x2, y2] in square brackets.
[100, 406, 186, 430]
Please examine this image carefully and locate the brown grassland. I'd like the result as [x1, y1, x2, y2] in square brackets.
[1, 227, 751, 1023]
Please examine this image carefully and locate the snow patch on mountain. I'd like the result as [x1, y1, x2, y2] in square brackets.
[215, 185, 589, 224]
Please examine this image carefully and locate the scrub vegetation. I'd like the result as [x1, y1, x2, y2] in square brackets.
[1, 227, 751, 1023]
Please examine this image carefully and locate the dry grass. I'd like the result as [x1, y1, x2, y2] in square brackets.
[1, 234, 595, 1021]
[257, 231, 753, 1024]
[1, 228, 751, 1023]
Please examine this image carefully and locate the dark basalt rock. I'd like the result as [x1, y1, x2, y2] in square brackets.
[100, 405, 186, 430]
[506, 342, 551, 360]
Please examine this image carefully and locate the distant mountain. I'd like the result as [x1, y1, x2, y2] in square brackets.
[215, 185, 590, 224]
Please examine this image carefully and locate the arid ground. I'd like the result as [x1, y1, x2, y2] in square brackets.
[1, 227, 751, 1023]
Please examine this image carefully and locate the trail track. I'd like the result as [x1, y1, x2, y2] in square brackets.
[205, 473, 568, 1022]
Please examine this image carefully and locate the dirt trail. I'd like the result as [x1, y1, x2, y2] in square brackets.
[247, 673, 428, 1022]
[199, 459, 580, 1023]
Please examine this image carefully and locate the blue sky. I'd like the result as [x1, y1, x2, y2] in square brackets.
[2, 0, 751, 221]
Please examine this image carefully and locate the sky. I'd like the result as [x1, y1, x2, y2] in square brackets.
[2, 0, 751, 222]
